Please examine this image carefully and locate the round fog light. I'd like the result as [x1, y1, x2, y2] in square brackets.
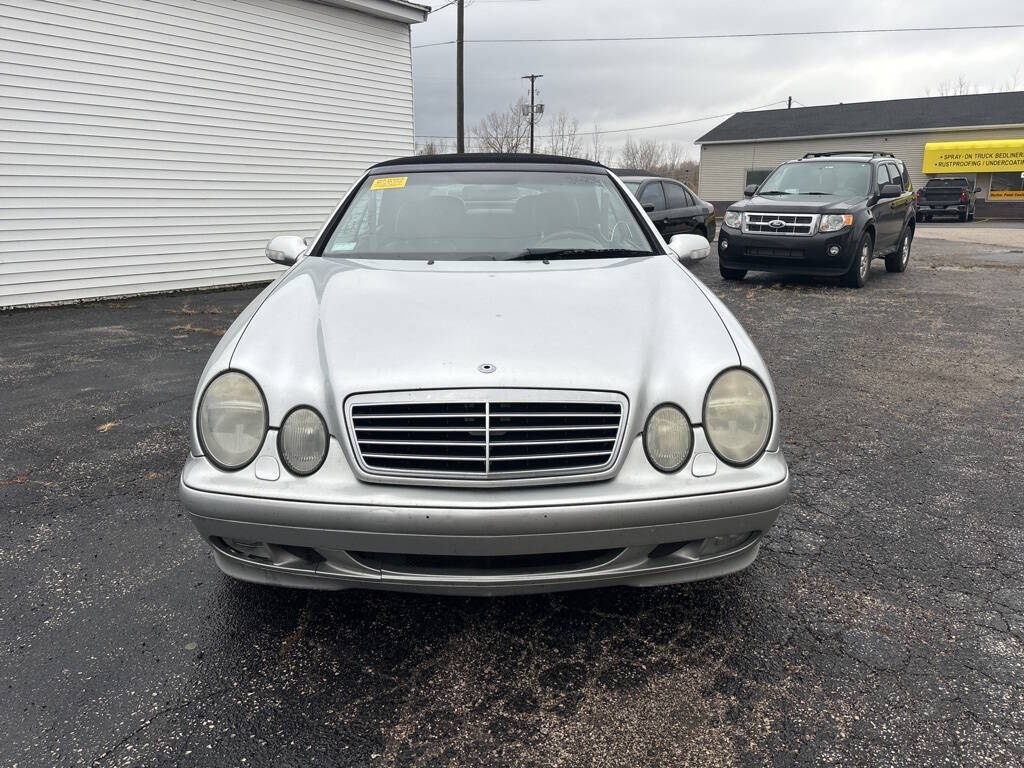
[643, 404, 693, 473]
[278, 407, 329, 475]
[828, 245, 841, 257]
[720, 237, 729, 250]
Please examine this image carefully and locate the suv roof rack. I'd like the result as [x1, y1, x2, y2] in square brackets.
[802, 151, 895, 159]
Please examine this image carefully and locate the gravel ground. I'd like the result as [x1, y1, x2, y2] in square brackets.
[2, 236, 1023, 767]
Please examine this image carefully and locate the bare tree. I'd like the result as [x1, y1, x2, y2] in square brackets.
[417, 138, 451, 155]
[926, 74, 975, 97]
[471, 97, 536, 153]
[662, 142, 684, 172]
[618, 136, 665, 171]
[584, 124, 609, 165]
[1000, 66, 1020, 92]
[544, 110, 583, 158]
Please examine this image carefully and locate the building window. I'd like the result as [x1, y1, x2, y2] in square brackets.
[990, 171, 1024, 200]
[745, 169, 772, 187]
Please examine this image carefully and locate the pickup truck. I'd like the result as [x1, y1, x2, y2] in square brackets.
[916, 177, 978, 222]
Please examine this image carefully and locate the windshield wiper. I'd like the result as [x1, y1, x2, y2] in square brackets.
[758, 190, 790, 195]
[799, 191, 838, 196]
[508, 248, 652, 261]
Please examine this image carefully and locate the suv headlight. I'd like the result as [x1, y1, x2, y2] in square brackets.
[278, 407, 329, 476]
[819, 214, 854, 232]
[723, 210, 743, 229]
[703, 369, 772, 467]
[643, 404, 693, 473]
[197, 371, 267, 470]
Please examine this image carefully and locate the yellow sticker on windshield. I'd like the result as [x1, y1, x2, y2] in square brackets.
[370, 176, 408, 190]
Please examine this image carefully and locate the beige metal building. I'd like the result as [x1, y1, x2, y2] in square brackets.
[1, 0, 428, 308]
[696, 92, 1024, 218]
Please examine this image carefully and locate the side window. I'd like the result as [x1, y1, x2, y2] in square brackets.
[896, 161, 910, 190]
[886, 163, 903, 191]
[664, 182, 687, 210]
[639, 182, 667, 211]
[682, 188, 697, 206]
[875, 164, 890, 189]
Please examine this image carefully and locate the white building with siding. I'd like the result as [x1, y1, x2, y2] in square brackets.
[0, 0, 428, 308]
[696, 92, 1024, 219]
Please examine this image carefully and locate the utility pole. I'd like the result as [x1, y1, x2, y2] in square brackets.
[522, 73, 543, 153]
[787, 96, 792, 109]
[456, 0, 465, 152]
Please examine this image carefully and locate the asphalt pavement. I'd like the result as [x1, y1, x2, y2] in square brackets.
[2, 235, 1023, 767]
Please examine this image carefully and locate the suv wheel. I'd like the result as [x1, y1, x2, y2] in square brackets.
[842, 232, 872, 288]
[720, 265, 746, 281]
[885, 229, 912, 273]
[958, 209, 968, 222]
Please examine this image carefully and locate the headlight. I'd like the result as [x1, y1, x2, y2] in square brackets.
[724, 210, 743, 229]
[703, 369, 772, 467]
[819, 214, 854, 232]
[643, 404, 693, 473]
[278, 407, 329, 476]
[198, 371, 267, 470]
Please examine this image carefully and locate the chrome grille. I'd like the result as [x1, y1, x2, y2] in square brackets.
[346, 390, 627, 484]
[743, 212, 820, 236]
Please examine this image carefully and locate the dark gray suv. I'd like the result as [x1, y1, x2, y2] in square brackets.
[718, 151, 917, 288]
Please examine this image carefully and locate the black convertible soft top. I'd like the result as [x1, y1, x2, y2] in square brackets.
[370, 153, 605, 170]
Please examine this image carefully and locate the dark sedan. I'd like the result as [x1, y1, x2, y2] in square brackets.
[618, 173, 717, 243]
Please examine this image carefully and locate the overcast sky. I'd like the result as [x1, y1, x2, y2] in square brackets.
[409, 0, 1024, 160]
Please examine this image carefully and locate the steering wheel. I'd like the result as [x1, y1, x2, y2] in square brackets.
[535, 230, 606, 249]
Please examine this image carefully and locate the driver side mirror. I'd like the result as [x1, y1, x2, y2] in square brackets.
[743, 184, 758, 198]
[667, 234, 710, 265]
[266, 235, 308, 266]
[878, 184, 901, 199]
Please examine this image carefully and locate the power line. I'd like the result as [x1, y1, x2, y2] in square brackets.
[415, 99, 790, 140]
[412, 23, 1024, 49]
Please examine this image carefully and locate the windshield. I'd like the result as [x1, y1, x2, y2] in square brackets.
[759, 161, 871, 197]
[320, 170, 654, 261]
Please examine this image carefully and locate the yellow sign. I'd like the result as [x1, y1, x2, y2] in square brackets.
[990, 189, 1024, 200]
[922, 139, 1024, 174]
[370, 176, 408, 190]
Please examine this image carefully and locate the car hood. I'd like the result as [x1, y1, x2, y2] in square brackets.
[733, 194, 863, 213]
[228, 255, 739, 432]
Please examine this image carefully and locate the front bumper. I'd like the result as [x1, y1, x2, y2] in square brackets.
[179, 434, 789, 595]
[718, 225, 857, 276]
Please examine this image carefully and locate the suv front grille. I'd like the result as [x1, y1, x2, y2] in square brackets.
[743, 212, 820, 236]
[346, 390, 627, 484]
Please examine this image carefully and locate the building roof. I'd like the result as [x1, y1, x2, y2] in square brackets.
[317, 0, 429, 24]
[696, 91, 1024, 144]
[371, 153, 605, 169]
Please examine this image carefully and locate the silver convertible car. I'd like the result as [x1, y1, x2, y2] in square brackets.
[179, 154, 789, 595]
